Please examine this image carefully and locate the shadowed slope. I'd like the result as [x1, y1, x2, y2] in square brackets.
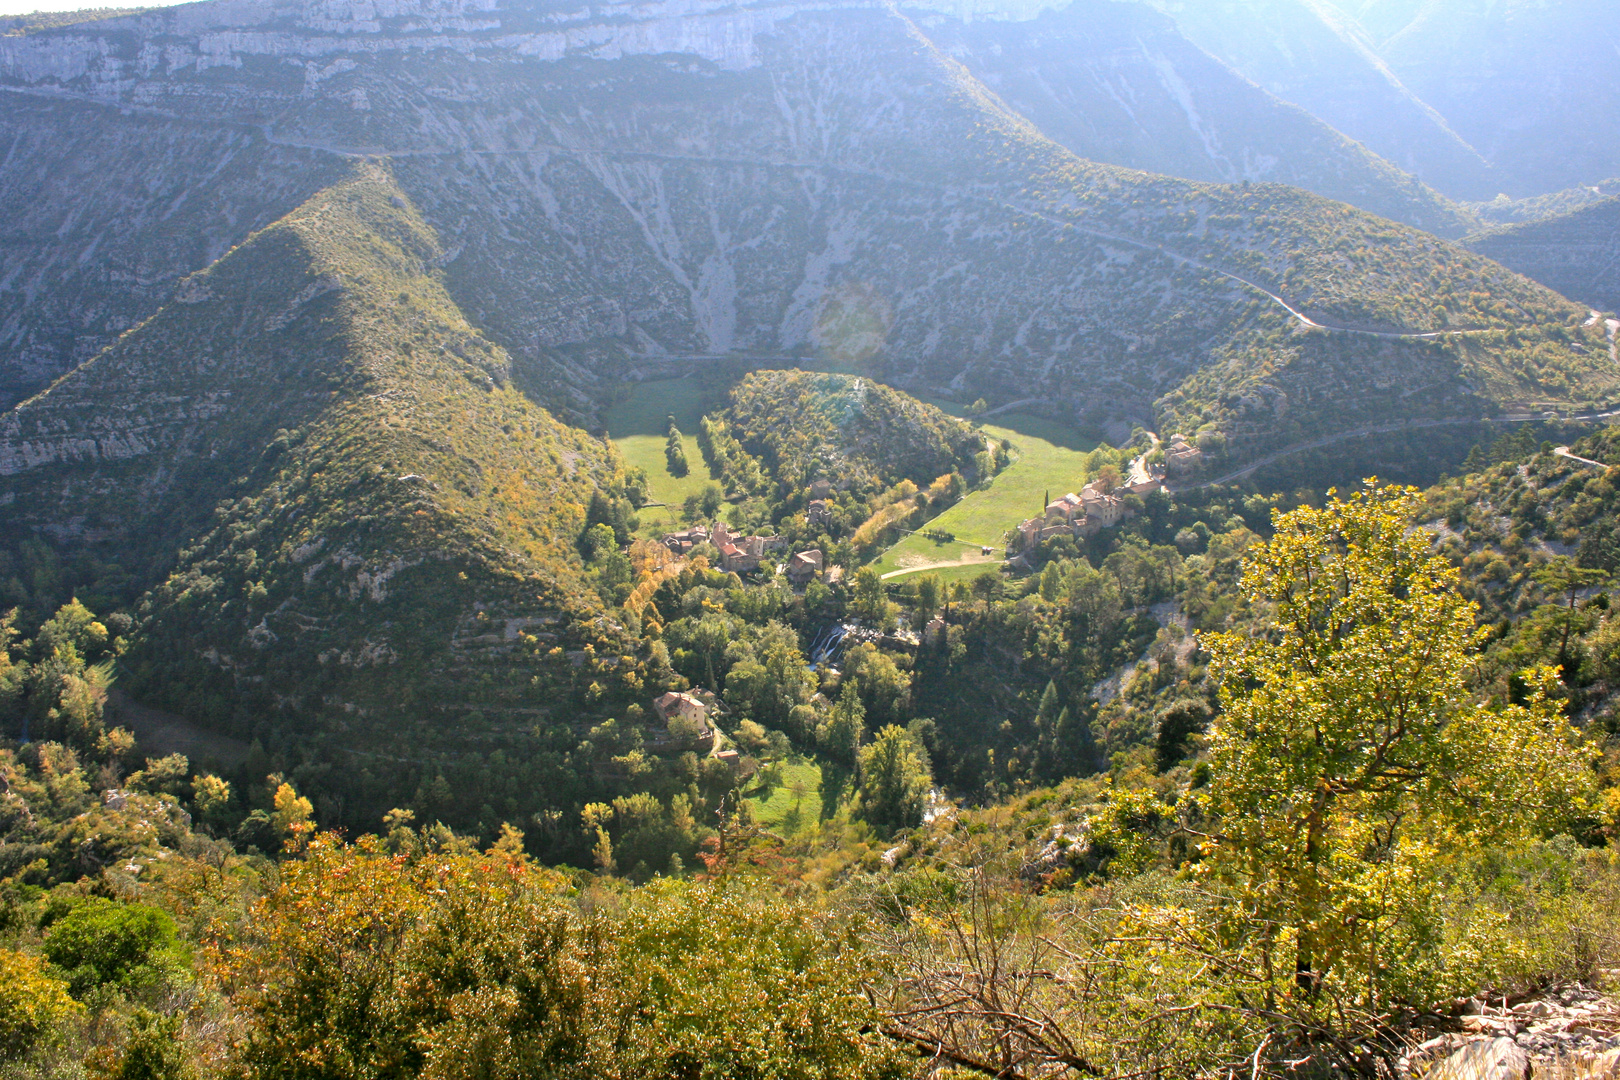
[1, 163, 631, 763]
[1467, 198, 1620, 315]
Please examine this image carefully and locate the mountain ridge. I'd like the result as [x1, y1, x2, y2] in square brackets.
[1, 0, 1613, 463]
[1, 162, 634, 786]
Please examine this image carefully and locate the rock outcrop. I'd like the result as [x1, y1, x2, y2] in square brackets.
[1403, 984, 1620, 1080]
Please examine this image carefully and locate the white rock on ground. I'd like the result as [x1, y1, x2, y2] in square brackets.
[1406, 984, 1620, 1079]
[1426, 1038, 1529, 1080]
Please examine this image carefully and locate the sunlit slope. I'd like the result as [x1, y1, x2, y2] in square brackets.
[920, 0, 1474, 235]
[1372, 0, 1620, 196]
[0, 163, 630, 745]
[1144, 0, 1496, 200]
[0, 0, 1614, 461]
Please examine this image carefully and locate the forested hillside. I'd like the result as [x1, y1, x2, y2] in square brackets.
[722, 371, 985, 494]
[6, 0, 1620, 1073]
[0, 164, 646, 832]
[4, 478, 1620, 1078]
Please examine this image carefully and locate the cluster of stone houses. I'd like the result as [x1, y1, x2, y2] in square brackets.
[1165, 434, 1204, 478]
[661, 521, 786, 573]
[659, 520, 839, 586]
[712, 522, 785, 574]
[1014, 473, 1164, 551]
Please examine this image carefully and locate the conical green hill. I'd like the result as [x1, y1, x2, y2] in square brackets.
[0, 163, 633, 774]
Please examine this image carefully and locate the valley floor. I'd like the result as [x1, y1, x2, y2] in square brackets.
[870, 405, 1099, 578]
[604, 376, 739, 537]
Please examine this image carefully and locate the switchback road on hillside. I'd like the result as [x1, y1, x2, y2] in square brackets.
[4, 83, 1524, 348]
[1190, 409, 1620, 488]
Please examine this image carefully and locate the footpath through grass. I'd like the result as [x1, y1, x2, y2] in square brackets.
[870, 406, 1100, 578]
[604, 377, 734, 539]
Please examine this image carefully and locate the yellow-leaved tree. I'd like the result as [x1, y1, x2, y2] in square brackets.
[1201, 482, 1595, 1008]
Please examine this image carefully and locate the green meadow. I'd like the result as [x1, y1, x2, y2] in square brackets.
[870, 406, 1100, 577]
[604, 377, 734, 538]
[747, 757, 826, 831]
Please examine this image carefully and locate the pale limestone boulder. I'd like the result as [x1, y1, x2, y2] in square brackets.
[1426, 1038, 1529, 1080]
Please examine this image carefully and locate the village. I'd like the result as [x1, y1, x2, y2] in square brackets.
[658, 477, 847, 585]
[1009, 432, 1200, 556]
[659, 519, 845, 586]
[632, 436, 1203, 760]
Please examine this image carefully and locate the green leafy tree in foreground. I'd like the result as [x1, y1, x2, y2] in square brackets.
[42, 898, 189, 998]
[221, 834, 907, 1080]
[1201, 483, 1595, 1006]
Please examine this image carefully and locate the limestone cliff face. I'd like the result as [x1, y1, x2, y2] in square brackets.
[0, 0, 1608, 456]
[0, 0, 1479, 417]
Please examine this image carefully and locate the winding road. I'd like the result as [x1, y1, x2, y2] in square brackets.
[1190, 409, 1620, 488]
[3, 84, 1524, 349]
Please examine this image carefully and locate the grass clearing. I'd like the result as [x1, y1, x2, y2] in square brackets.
[870, 405, 1100, 576]
[604, 377, 735, 538]
[747, 757, 826, 831]
[606, 377, 1100, 562]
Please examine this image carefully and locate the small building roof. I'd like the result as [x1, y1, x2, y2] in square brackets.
[653, 691, 709, 723]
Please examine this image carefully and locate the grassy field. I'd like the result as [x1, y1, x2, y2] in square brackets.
[869, 406, 1100, 577]
[603, 377, 734, 538]
[747, 758, 826, 831]
[605, 376, 1102, 566]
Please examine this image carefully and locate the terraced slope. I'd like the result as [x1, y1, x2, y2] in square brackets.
[1466, 199, 1620, 314]
[1, 163, 631, 758]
